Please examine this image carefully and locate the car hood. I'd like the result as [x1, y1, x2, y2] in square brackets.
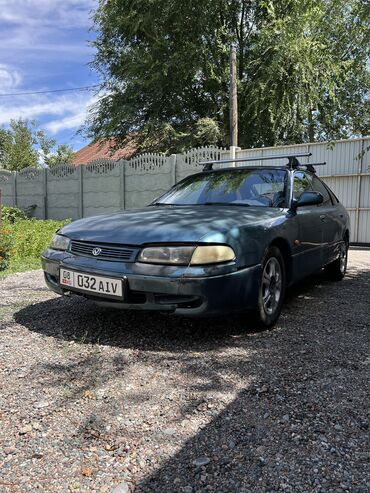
[60, 205, 285, 245]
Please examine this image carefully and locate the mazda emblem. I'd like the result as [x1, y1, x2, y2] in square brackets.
[92, 247, 102, 256]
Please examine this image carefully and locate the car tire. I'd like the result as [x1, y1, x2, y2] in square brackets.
[255, 246, 286, 328]
[324, 239, 348, 281]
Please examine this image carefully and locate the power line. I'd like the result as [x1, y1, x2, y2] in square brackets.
[0, 84, 101, 97]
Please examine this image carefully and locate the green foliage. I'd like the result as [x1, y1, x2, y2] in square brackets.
[0, 224, 14, 271]
[0, 119, 39, 170]
[1, 206, 28, 223]
[243, 0, 370, 146]
[0, 216, 69, 275]
[8, 218, 70, 261]
[194, 118, 222, 147]
[133, 118, 222, 154]
[87, 0, 369, 151]
[0, 119, 75, 171]
[37, 130, 75, 167]
[45, 144, 75, 167]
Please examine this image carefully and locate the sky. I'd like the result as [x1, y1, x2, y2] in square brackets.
[0, 0, 100, 151]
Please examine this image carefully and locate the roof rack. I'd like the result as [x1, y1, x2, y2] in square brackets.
[199, 152, 326, 173]
[302, 162, 326, 173]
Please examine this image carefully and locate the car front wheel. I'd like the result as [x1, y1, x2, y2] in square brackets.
[256, 246, 286, 328]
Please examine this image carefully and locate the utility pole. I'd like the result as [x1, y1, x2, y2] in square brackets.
[229, 45, 238, 166]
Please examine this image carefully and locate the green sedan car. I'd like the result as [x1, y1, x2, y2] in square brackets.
[42, 154, 350, 327]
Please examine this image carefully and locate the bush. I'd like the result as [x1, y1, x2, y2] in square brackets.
[9, 218, 70, 260]
[1, 206, 28, 223]
[0, 225, 14, 271]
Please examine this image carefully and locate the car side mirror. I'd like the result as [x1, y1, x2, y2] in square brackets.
[291, 191, 323, 211]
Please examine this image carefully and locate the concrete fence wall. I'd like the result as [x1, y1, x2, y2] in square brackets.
[0, 146, 224, 221]
[1, 138, 369, 243]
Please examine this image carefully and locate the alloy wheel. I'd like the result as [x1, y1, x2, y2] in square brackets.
[261, 257, 282, 315]
[339, 243, 348, 274]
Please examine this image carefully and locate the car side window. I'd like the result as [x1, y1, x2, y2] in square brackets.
[311, 175, 332, 205]
[293, 171, 313, 199]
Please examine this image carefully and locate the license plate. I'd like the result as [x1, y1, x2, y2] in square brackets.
[60, 269, 123, 298]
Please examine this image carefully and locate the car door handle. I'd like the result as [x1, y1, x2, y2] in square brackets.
[320, 214, 326, 221]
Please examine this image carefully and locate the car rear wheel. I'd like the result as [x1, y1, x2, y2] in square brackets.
[256, 246, 286, 328]
[324, 240, 348, 281]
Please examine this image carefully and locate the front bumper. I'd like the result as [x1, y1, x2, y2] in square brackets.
[41, 249, 261, 316]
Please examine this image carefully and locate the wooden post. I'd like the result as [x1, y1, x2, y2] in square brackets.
[229, 45, 238, 166]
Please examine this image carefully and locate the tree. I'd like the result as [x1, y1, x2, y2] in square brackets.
[0, 119, 39, 170]
[37, 131, 75, 167]
[0, 119, 75, 170]
[45, 144, 75, 167]
[87, 0, 369, 153]
[243, 0, 370, 146]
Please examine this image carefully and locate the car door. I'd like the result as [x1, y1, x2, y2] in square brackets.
[292, 171, 325, 277]
[310, 174, 343, 265]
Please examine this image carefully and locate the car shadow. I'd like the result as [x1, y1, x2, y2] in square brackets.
[14, 270, 331, 352]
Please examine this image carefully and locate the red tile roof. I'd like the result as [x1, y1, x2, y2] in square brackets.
[72, 138, 136, 165]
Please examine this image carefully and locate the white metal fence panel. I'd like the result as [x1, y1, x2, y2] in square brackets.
[233, 144, 311, 165]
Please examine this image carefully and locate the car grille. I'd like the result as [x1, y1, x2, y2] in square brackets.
[70, 240, 138, 262]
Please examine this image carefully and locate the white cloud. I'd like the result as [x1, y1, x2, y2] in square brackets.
[45, 112, 87, 134]
[45, 94, 99, 134]
[0, 1, 100, 146]
[0, 85, 99, 135]
[0, 1, 96, 29]
[0, 0, 97, 63]
[0, 64, 22, 93]
[0, 92, 96, 123]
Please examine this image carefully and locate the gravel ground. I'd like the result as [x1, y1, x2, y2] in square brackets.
[0, 250, 369, 493]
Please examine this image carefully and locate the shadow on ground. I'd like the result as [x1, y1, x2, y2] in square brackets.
[13, 267, 370, 492]
[15, 270, 334, 351]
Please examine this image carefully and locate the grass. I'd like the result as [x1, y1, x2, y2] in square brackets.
[0, 213, 69, 279]
[0, 256, 42, 279]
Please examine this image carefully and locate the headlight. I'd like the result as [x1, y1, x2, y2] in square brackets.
[49, 234, 70, 251]
[138, 246, 196, 265]
[138, 245, 235, 265]
[190, 245, 235, 265]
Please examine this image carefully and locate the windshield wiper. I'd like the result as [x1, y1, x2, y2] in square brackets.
[201, 201, 250, 207]
[151, 202, 173, 206]
[151, 201, 250, 207]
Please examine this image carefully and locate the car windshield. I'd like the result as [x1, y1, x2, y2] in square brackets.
[155, 168, 288, 208]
